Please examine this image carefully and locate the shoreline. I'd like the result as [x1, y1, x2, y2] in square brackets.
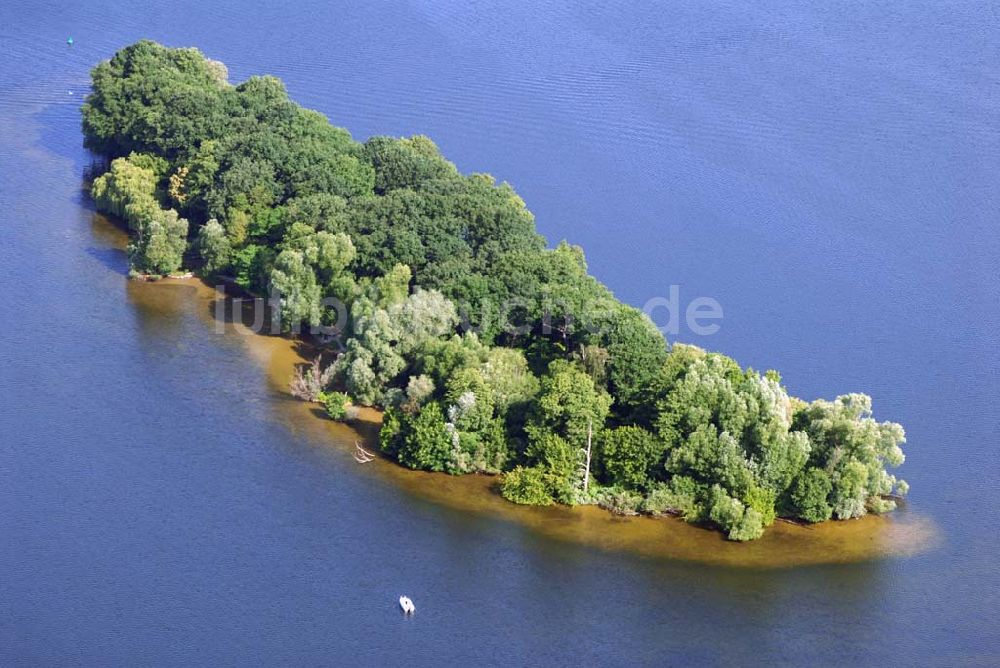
[83, 42, 914, 546]
[111, 237, 941, 567]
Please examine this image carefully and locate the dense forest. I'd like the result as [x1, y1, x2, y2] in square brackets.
[82, 41, 908, 540]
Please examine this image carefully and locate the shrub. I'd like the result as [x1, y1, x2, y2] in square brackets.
[868, 496, 897, 514]
[728, 507, 765, 542]
[596, 487, 643, 516]
[500, 466, 554, 506]
[642, 477, 706, 521]
[324, 391, 351, 421]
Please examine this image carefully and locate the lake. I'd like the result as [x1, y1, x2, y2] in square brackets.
[0, 0, 997, 664]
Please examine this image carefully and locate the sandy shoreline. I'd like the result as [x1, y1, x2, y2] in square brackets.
[111, 258, 942, 569]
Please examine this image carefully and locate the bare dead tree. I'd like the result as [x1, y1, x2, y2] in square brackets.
[579, 417, 593, 494]
[288, 355, 336, 401]
[354, 441, 376, 463]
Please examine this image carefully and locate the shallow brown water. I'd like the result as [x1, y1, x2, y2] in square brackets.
[121, 250, 940, 570]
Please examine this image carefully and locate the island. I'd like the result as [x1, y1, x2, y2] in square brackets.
[81, 40, 908, 541]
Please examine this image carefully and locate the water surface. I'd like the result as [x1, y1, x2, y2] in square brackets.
[0, 1, 997, 664]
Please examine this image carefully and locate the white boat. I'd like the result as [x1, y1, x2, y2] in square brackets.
[399, 595, 415, 614]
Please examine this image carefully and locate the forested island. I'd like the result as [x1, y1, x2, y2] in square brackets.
[82, 41, 908, 541]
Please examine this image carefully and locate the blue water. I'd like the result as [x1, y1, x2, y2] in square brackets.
[1, 0, 997, 664]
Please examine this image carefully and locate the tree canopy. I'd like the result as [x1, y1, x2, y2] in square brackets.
[83, 41, 909, 540]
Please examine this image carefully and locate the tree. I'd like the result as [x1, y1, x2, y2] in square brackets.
[789, 467, 833, 523]
[337, 287, 458, 405]
[281, 223, 357, 302]
[581, 419, 594, 493]
[364, 135, 459, 194]
[412, 333, 489, 390]
[91, 155, 159, 221]
[528, 359, 612, 448]
[403, 374, 435, 411]
[601, 305, 668, 423]
[572, 344, 609, 386]
[196, 219, 232, 275]
[283, 193, 351, 233]
[91, 154, 189, 274]
[130, 209, 188, 275]
[598, 426, 663, 491]
[231, 244, 275, 293]
[396, 402, 452, 472]
[478, 347, 539, 412]
[269, 249, 321, 330]
[82, 40, 231, 159]
[519, 361, 613, 503]
[372, 263, 411, 308]
[642, 476, 707, 521]
[521, 432, 580, 503]
[792, 394, 907, 519]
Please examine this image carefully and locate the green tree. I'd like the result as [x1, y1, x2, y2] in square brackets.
[601, 305, 668, 423]
[269, 250, 321, 330]
[598, 426, 663, 491]
[91, 156, 159, 221]
[281, 223, 357, 302]
[92, 154, 189, 274]
[196, 219, 232, 275]
[397, 402, 452, 472]
[82, 40, 231, 159]
[364, 135, 459, 194]
[522, 432, 580, 504]
[788, 467, 833, 523]
[642, 476, 707, 521]
[338, 287, 458, 404]
[528, 359, 612, 448]
[518, 361, 612, 503]
[793, 394, 907, 519]
[372, 263, 411, 308]
[128, 208, 188, 275]
[403, 374, 436, 411]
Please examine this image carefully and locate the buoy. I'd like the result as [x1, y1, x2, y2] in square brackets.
[67, 37, 74, 45]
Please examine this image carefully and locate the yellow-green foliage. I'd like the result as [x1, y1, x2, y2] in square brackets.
[91, 155, 188, 274]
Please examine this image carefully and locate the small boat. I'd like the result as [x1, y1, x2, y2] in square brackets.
[67, 37, 74, 45]
[399, 595, 415, 614]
